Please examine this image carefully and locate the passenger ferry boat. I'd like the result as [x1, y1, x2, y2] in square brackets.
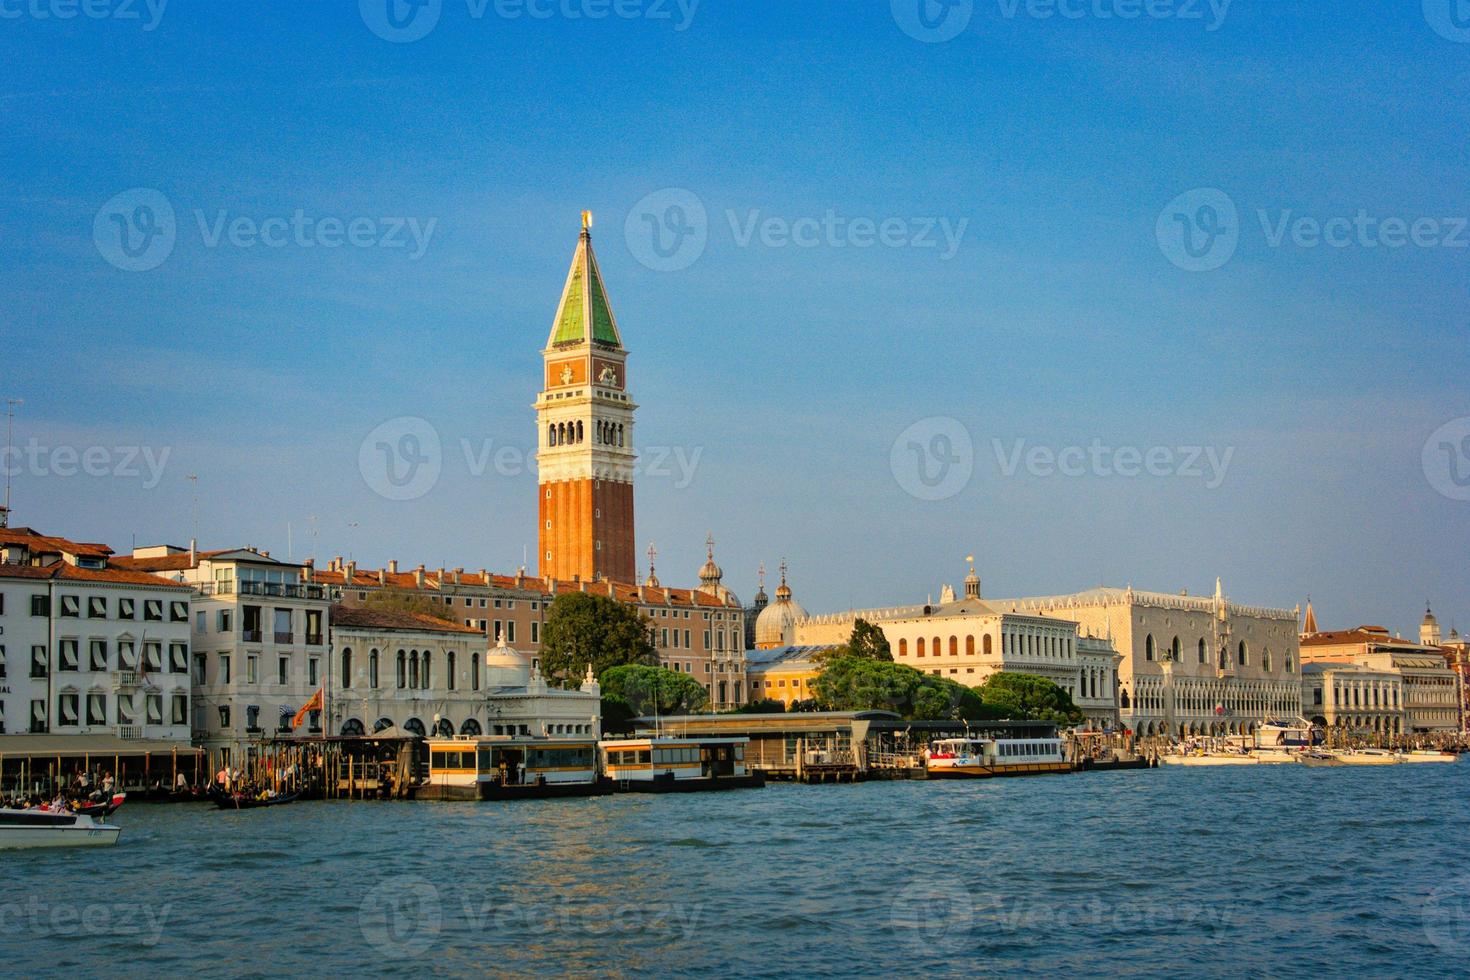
[419, 736, 612, 801]
[599, 736, 765, 793]
[0, 808, 122, 849]
[925, 737, 1071, 779]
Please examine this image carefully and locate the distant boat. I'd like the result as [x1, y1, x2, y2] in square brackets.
[0, 809, 122, 850]
[1400, 750, 1458, 764]
[925, 736, 1072, 778]
[209, 788, 300, 810]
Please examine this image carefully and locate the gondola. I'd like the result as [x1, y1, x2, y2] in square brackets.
[209, 787, 300, 810]
[70, 792, 126, 819]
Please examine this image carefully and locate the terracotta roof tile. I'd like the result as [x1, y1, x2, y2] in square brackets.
[329, 604, 482, 635]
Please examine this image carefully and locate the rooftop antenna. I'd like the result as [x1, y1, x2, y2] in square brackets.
[3, 397, 22, 527]
[347, 521, 360, 562]
[186, 473, 199, 544]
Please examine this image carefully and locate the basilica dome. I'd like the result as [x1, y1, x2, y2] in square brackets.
[754, 562, 806, 648]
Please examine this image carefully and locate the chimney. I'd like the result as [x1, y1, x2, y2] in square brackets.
[638, 586, 646, 602]
[302, 558, 314, 582]
[333, 555, 343, 572]
[346, 561, 357, 583]
[437, 566, 446, 584]
[189, 538, 197, 565]
[378, 569, 387, 586]
[261, 550, 270, 559]
[388, 559, 398, 574]
[415, 565, 426, 588]
[453, 567, 463, 585]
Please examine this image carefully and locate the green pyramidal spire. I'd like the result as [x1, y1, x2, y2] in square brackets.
[548, 211, 622, 348]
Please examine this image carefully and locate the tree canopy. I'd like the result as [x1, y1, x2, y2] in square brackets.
[599, 664, 709, 716]
[812, 618, 893, 667]
[975, 672, 1084, 724]
[812, 656, 1002, 721]
[538, 592, 657, 686]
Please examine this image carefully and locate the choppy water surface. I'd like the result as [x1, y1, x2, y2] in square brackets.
[4, 764, 1469, 978]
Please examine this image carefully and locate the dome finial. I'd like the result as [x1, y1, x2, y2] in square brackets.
[581, 210, 593, 233]
[644, 541, 659, 588]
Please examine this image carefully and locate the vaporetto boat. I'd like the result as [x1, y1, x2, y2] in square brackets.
[925, 736, 1071, 778]
[0, 809, 122, 850]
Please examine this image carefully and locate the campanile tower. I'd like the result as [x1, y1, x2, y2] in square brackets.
[535, 212, 637, 583]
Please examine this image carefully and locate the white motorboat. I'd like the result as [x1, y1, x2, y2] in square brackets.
[1335, 749, 1401, 766]
[1400, 750, 1459, 764]
[0, 808, 122, 849]
[1159, 751, 1261, 766]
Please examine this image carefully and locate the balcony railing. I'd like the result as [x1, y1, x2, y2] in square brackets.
[115, 671, 139, 688]
[197, 581, 325, 600]
[242, 629, 263, 642]
[118, 726, 143, 741]
[305, 633, 323, 646]
[274, 631, 294, 645]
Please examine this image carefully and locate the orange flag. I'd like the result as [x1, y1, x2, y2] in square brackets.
[291, 688, 324, 729]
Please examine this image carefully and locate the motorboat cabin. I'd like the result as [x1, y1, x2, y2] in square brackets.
[420, 735, 610, 800]
[599, 736, 764, 793]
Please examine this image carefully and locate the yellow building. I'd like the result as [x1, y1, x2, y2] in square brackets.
[744, 646, 833, 708]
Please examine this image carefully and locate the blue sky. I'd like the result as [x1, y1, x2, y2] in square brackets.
[2, 0, 1467, 634]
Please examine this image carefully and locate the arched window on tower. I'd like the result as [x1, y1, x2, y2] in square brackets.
[396, 650, 406, 689]
[576, 420, 584, 443]
[1145, 635, 1156, 662]
[370, 649, 380, 689]
[1237, 641, 1248, 667]
[341, 648, 352, 689]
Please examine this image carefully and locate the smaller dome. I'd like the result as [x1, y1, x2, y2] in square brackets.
[1423, 607, 1438, 625]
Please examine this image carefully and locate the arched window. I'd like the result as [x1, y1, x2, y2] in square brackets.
[421, 651, 432, 690]
[433, 717, 454, 737]
[472, 654, 481, 691]
[983, 635, 992, 655]
[1145, 635, 1155, 662]
[1120, 689, 1131, 709]
[447, 651, 457, 691]
[460, 718, 482, 736]
[576, 420, 584, 443]
[1284, 653, 1293, 674]
[396, 650, 406, 689]
[1198, 638, 1207, 664]
[916, 637, 925, 657]
[949, 636, 958, 656]
[403, 717, 426, 736]
[899, 638, 909, 656]
[1170, 636, 1181, 661]
[548, 424, 556, 447]
[1237, 641, 1248, 667]
[933, 637, 941, 659]
[1261, 647, 1271, 672]
[370, 649, 380, 689]
[965, 636, 975, 656]
[341, 648, 353, 689]
[340, 718, 365, 736]
[373, 717, 394, 733]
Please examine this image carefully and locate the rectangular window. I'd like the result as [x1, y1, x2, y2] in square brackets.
[88, 596, 107, 618]
[308, 658, 319, 686]
[196, 611, 206, 632]
[193, 653, 207, 686]
[242, 605, 261, 641]
[531, 621, 539, 644]
[220, 654, 231, 684]
[494, 620, 503, 640]
[59, 639, 79, 671]
[170, 600, 188, 622]
[143, 642, 162, 673]
[305, 609, 323, 645]
[89, 639, 108, 672]
[278, 656, 290, 685]
[217, 609, 231, 632]
[116, 693, 135, 725]
[172, 694, 188, 726]
[684, 630, 691, 648]
[506, 621, 516, 643]
[273, 608, 292, 644]
[247, 656, 258, 685]
[59, 693, 79, 727]
[118, 597, 134, 619]
[0, 644, 5, 678]
[59, 595, 80, 617]
[87, 693, 107, 726]
[146, 694, 163, 726]
[144, 599, 163, 622]
[30, 594, 49, 617]
[170, 642, 188, 673]
[116, 641, 135, 670]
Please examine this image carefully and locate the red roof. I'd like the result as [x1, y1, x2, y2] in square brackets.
[307, 563, 739, 609]
[0, 562, 190, 590]
[0, 528, 113, 558]
[329, 604, 482, 635]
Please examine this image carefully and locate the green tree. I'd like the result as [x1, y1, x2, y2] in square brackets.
[733, 698, 787, 714]
[362, 589, 463, 625]
[599, 664, 709, 716]
[538, 592, 657, 686]
[976, 672, 1084, 724]
[600, 694, 637, 735]
[812, 618, 893, 667]
[813, 655, 1004, 721]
